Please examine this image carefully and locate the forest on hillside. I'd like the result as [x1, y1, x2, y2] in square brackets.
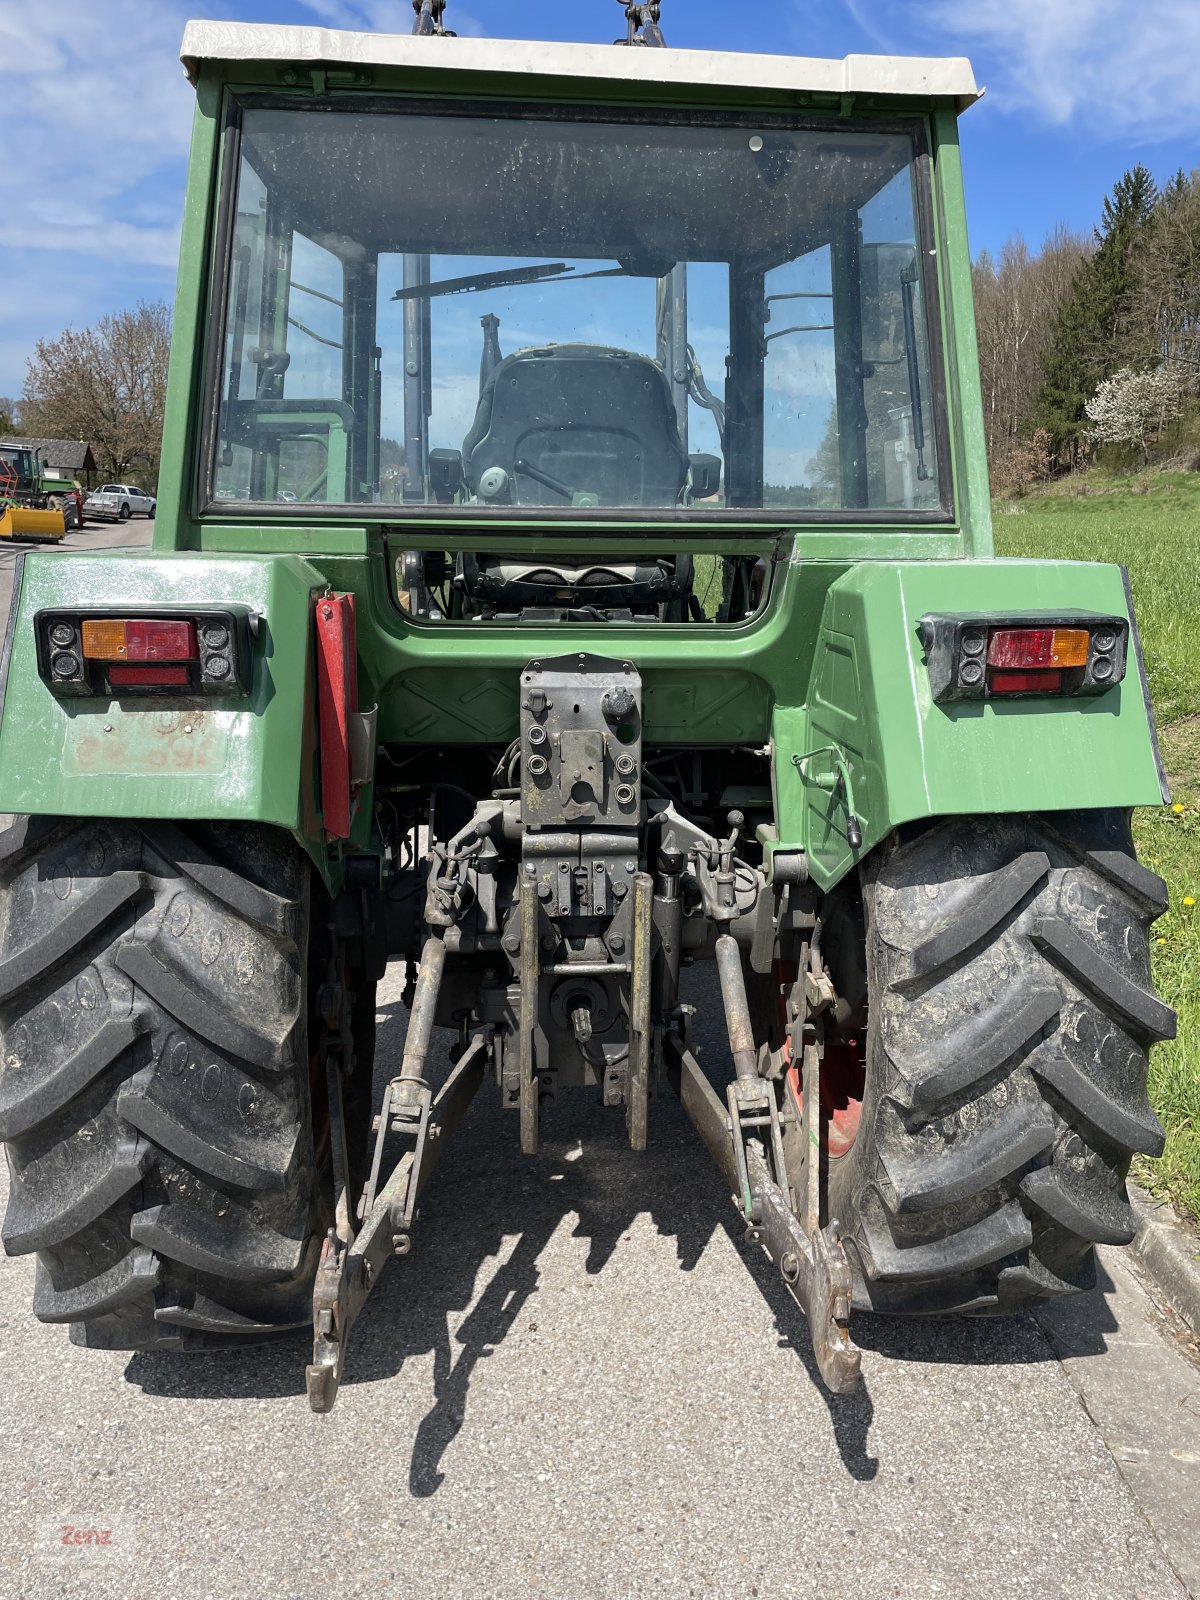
[974, 165, 1200, 493]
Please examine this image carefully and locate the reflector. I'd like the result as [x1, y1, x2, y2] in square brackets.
[990, 669, 1064, 694]
[108, 665, 190, 688]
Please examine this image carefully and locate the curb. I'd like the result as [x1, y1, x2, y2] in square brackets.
[1129, 1183, 1200, 1338]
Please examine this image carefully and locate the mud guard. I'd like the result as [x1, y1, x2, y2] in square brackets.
[773, 559, 1168, 892]
[0, 551, 336, 873]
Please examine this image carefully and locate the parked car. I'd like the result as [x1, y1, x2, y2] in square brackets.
[83, 483, 156, 522]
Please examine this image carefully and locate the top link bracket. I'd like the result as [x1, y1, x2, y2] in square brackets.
[413, 0, 456, 36]
[616, 1, 667, 47]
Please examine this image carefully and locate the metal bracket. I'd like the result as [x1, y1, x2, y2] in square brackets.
[412, 0, 456, 36]
[307, 1032, 488, 1413]
[663, 1032, 862, 1395]
[793, 745, 863, 852]
[616, 0, 667, 47]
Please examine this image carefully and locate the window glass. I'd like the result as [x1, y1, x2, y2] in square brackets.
[211, 107, 944, 516]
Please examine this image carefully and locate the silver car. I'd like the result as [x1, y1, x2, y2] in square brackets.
[83, 483, 156, 522]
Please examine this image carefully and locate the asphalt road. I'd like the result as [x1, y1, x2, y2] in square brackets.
[1, 958, 1198, 1600]
[0, 518, 1197, 1598]
[0, 515, 156, 627]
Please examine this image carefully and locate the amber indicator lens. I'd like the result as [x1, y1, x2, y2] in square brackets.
[81, 619, 199, 662]
[987, 627, 1090, 670]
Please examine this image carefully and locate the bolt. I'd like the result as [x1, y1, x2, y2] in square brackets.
[594, 862, 604, 872]
[625, 860, 636, 873]
[559, 863, 569, 873]
[613, 882, 628, 899]
[611, 935, 625, 955]
[504, 935, 519, 953]
[183, 724, 194, 735]
[103, 723, 113, 733]
[537, 883, 552, 901]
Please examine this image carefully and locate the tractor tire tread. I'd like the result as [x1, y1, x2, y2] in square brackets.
[0, 817, 321, 1352]
[829, 811, 1172, 1317]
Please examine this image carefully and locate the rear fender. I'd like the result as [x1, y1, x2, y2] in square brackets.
[0, 551, 344, 884]
[773, 560, 1168, 891]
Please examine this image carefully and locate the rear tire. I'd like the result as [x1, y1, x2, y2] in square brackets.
[828, 811, 1174, 1316]
[119, 504, 130, 521]
[0, 817, 333, 1350]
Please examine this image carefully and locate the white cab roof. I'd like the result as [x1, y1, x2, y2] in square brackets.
[180, 21, 980, 112]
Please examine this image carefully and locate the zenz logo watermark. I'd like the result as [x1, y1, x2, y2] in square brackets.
[34, 1518, 130, 1563]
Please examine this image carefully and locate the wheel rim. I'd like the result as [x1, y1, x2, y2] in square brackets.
[784, 1037, 865, 1159]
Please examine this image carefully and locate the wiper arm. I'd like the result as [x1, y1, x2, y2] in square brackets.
[392, 262, 571, 302]
[391, 262, 642, 304]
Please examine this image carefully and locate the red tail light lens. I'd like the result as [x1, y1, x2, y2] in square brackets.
[124, 620, 198, 662]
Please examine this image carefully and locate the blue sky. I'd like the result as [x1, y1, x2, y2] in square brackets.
[2, 0, 1200, 400]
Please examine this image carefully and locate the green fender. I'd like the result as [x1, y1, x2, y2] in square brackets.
[0, 551, 340, 872]
[773, 559, 1169, 891]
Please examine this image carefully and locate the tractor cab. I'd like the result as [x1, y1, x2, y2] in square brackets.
[203, 25, 955, 621]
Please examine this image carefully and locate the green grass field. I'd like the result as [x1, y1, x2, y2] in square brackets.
[995, 472, 1200, 1220]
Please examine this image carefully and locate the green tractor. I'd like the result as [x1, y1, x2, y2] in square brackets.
[0, 445, 68, 541]
[0, 1, 1175, 1410]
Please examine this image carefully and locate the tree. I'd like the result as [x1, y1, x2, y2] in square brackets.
[21, 302, 172, 481]
[1130, 167, 1200, 389]
[0, 397, 18, 435]
[1033, 167, 1159, 465]
[1085, 367, 1182, 463]
[973, 227, 1090, 464]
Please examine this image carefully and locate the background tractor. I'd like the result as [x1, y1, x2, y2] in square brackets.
[0, 444, 67, 540]
[0, 0, 1174, 1410]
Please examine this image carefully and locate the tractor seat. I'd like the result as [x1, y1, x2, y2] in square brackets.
[462, 343, 687, 508]
[458, 343, 692, 616]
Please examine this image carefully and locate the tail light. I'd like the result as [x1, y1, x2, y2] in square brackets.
[34, 608, 254, 698]
[919, 614, 1128, 703]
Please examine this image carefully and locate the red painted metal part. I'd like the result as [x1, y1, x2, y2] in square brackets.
[784, 1036, 865, 1160]
[314, 593, 359, 840]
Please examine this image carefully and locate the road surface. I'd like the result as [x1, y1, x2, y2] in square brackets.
[0, 517, 1196, 1598]
[0, 962, 1197, 1600]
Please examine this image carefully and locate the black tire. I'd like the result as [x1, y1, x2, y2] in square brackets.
[119, 503, 130, 521]
[0, 817, 330, 1350]
[828, 811, 1175, 1317]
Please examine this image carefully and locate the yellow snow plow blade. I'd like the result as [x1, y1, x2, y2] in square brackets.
[0, 506, 66, 541]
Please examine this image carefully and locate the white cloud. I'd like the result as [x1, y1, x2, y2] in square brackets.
[0, 0, 196, 388]
[844, 0, 1200, 141]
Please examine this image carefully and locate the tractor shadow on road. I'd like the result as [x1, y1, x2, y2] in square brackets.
[123, 1000, 1121, 1495]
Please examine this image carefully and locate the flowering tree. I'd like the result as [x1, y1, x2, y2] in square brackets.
[1085, 367, 1182, 463]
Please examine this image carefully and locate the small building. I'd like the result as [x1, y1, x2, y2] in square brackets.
[0, 437, 98, 488]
